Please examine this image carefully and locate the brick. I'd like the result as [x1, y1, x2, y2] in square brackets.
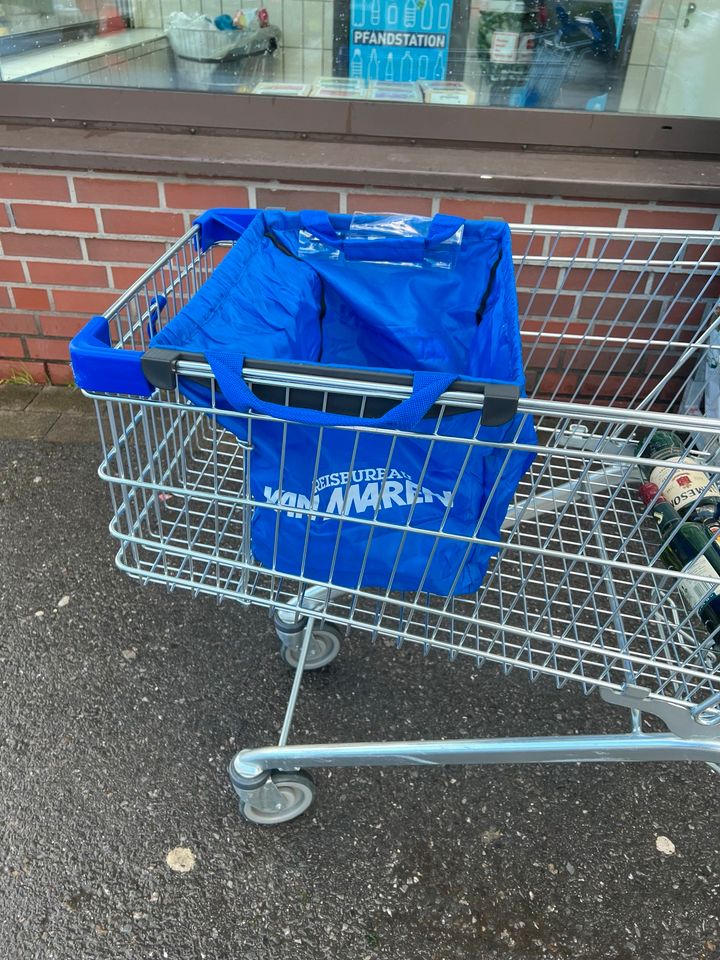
[650, 272, 720, 300]
[12, 287, 50, 310]
[439, 198, 527, 224]
[546, 236, 593, 259]
[109, 264, 148, 290]
[598, 238, 680, 263]
[100, 208, 185, 237]
[0, 360, 46, 383]
[534, 369, 579, 399]
[577, 294, 664, 324]
[522, 343, 565, 372]
[0, 260, 25, 283]
[85, 237, 167, 264]
[0, 205, 8, 228]
[53, 289, 117, 314]
[531, 204, 621, 227]
[687, 243, 720, 266]
[512, 232, 545, 258]
[12, 203, 98, 233]
[563, 267, 643, 295]
[75, 177, 160, 207]
[591, 322, 645, 341]
[625, 209, 717, 230]
[650, 354, 696, 378]
[47, 364, 75, 386]
[662, 300, 708, 327]
[569, 345, 644, 376]
[28, 261, 108, 288]
[581, 373, 649, 403]
[2, 233, 83, 260]
[0, 172, 70, 202]
[26, 339, 70, 362]
[0, 336, 25, 359]
[0, 288, 10, 308]
[347, 194, 433, 216]
[521, 318, 588, 337]
[0, 312, 38, 335]
[164, 182, 249, 210]
[514, 265, 562, 290]
[40, 315, 87, 338]
[517, 292, 578, 318]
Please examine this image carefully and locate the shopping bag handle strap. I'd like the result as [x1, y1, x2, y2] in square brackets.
[206, 350, 457, 430]
[299, 211, 464, 263]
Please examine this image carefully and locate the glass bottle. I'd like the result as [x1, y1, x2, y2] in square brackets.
[638, 482, 720, 640]
[637, 429, 720, 520]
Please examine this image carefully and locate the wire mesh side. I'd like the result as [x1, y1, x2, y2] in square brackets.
[93, 381, 720, 716]
[101, 223, 720, 417]
[512, 225, 720, 411]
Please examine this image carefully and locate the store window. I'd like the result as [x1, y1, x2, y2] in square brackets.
[0, 0, 718, 118]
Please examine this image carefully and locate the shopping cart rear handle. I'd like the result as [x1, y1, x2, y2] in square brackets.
[69, 318, 520, 427]
[141, 348, 521, 427]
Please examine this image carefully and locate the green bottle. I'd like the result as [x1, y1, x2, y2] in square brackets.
[638, 481, 720, 642]
[637, 430, 720, 521]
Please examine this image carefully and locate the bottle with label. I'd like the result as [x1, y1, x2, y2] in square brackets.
[638, 482, 720, 641]
[637, 429, 720, 521]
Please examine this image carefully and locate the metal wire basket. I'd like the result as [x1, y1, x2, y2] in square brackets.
[73, 218, 720, 824]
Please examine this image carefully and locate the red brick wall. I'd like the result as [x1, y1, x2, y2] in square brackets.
[0, 166, 718, 384]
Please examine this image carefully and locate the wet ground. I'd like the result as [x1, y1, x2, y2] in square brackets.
[0, 391, 718, 958]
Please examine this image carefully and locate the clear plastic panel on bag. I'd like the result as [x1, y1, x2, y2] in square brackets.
[298, 213, 464, 269]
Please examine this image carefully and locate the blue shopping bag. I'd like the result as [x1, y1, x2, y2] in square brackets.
[151, 209, 536, 595]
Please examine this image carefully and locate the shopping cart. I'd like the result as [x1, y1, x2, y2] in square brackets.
[71, 214, 720, 824]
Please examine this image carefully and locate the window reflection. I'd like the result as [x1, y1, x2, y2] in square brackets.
[0, 0, 717, 119]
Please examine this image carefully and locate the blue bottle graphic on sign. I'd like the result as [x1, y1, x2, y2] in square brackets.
[421, 0, 433, 30]
[438, 0, 450, 28]
[400, 50, 413, 80]
[387, 0, 399, 25]
[370, 0, 381, 25]
[433, 48, 443, 79]
[368, 47, 379, 80]
[403, 0, 416, 27]
[351, 48, 363, 78]
[385, 50, 395, 79]
[353, 0, 365, 27]
[418, 52, 429, 79]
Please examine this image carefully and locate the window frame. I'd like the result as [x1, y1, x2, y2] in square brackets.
[1, 83, 718, 156]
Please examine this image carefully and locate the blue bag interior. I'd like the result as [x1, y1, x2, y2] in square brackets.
[151, 209, 524, 387]
[149, 208, 534, 595]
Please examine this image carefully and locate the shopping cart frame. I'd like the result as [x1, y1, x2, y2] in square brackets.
[71, 215, 720, 824]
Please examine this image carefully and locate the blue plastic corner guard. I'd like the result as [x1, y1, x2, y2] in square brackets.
[70, 315, 154, 397]
[192, 208, 260, 251]
[69, 208, 261, 396]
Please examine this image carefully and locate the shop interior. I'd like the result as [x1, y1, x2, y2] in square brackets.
[0, 0, 718, 117]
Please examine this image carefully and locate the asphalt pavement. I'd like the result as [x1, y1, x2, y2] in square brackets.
[0, 388, 718, 959]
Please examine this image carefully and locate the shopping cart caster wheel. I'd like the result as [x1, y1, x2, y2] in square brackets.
[238, 771, 316, 826]
[275, 615, 342, 671]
